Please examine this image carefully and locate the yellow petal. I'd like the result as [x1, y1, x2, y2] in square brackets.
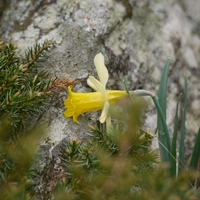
[106, 115, 112, 132]
[99, 101, 109, 123]
[94, 53, 109, 87]
[87, 76, 99, 91]
[87, 76, 107, 97]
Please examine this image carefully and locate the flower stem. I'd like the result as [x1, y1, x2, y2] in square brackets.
[132, 90, 171, 163]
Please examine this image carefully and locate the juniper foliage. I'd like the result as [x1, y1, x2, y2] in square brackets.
[0, 40, 55, 134]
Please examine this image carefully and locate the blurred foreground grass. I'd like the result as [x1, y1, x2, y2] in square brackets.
[0, 118, 46, 200]
[1, 100, 200, 200]
[55, 97, 200, 200]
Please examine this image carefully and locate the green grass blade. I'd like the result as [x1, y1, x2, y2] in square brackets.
[158, 59, 170, 118]
[189, 128, 200, 170]
[152, 96, 171, 163]
[170, 94, 182, 176]
[157, 58, 171, 162]
[178, 76, 188, 174]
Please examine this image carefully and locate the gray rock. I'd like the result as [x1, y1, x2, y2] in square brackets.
[1, 0, 200, 198]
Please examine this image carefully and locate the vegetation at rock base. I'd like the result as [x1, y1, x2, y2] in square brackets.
[55, 99, 200, 200]
[0, 40, 200, 200]
[0, 40, 56, 199]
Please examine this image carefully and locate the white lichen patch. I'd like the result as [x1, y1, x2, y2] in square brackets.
[11, 24, 40, 54]
[34, 5, 60, 30]
[44, 118, 67, 147]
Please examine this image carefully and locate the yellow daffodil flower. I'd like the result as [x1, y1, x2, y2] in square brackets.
[64, 53, 131, 130]
[64, 53, 154, 130]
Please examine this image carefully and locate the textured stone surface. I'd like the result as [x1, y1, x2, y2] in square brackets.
[1, 0, 200, 197]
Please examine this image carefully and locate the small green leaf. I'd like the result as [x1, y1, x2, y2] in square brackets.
[170, 93, 182, 176]
[157, 58, 171, 163]
[178, 76, 188, 174]
[152, 96, 171, 162]
[189, 128, 200, 170]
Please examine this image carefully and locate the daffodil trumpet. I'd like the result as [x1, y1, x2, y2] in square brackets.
[64, 86, 132, 123]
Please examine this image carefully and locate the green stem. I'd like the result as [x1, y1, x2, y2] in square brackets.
[152, 95, 171, 162]
[132, 89, 171, 163]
